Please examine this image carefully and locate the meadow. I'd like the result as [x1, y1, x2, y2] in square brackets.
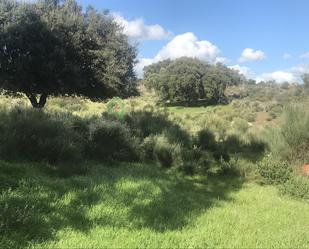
[0, 84, 309, 248]
[1, 162, 309, 249]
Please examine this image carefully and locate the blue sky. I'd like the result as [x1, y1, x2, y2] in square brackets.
[77, 0, 309, 82]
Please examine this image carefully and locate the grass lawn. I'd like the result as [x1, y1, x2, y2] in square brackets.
[1, 161, 308, 249]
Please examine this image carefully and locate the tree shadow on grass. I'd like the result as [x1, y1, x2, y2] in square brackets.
[0, 161, 244, 248]
[126, 174, 244, 231]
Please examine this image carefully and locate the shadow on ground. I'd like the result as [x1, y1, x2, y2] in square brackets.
[0, 161, 244, 248]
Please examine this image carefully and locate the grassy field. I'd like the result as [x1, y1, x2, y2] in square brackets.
[0, 93, 309, 248]
[1, 161, 308, 249]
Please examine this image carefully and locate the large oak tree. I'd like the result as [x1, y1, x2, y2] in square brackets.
[142, 57, 248, 104]
[0, 0, 137, 108]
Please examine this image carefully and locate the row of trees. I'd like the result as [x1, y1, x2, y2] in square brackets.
[142, 57, 251, 104]
[0, 0, 137, 108]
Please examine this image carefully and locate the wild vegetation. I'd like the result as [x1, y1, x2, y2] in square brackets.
[0, 0, 309, 248]
[0, 83, 309, 248]
[142, 57, 252, 104]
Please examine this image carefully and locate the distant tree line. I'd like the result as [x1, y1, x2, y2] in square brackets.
[142, 57, 253, 104]
[0, 0, 137, 108]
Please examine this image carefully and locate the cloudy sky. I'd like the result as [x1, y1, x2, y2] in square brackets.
[77, 0, 309, 83]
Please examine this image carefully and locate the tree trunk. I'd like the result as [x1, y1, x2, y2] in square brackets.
[38, 93, 47, 108]
[26, 93, 48, 108]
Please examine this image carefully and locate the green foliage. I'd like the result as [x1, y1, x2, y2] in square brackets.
[218, 156, 242, 176]
[0, 108, 83, 163]
[153, 135, 180, 168]
[88, 119, 139, 162]
[196, 129, 217, 151]
[0, 107, 140, 169]
[257, 155, 292, 185]
[142, 57, 247, 104]
[0, 188, 37, 234]
[125, 111, 171, 138]
[302, 73, 309, 90]
[163, 125, 191, 147]
[281, 175, 309, 200]
[2, 162, 309, 249]
[243, 112, 256, 122]
[0, 0, 137, 108]
[264, 105, 309, 163]
[232, 117, 250, 134]
[179, 147, 204, 175]
[140, 135, 157, 161]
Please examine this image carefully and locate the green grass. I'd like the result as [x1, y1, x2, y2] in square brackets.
[1, 161, 308, 248]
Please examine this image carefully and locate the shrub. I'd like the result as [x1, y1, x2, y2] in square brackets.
[178, 147, 203, 175]
[232, 117, 250, 134]
[281, 175, 309, 200]
[153, 135, 180, 168]
[196, 152, 213, 173]
[224, 135, 243, 154]
[280, 105, 309, 162]
[140, 135, 157, 161]
[218, 156, 241, 176]
[264, 105, 309, 162]
[0, 108, 83, 163]
[244, 112, 256, 123]
[163, 125, 191, 147]
[196, 129, 217, 151]
[257, 155, 292, 184]
[125, 111, 171, 138]
[87, 119, 139, 162]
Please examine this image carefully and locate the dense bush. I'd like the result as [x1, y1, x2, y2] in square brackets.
[163, 125, 191, 147]
[0, 108, 140, 168]
[125, 111, 171, 138]
[179, 147, 204, 175]
[263, 105, 309, 163]
[281, 175, 309, 200]
[0, 108, 83, 163]
[196, 129, 217, 151]
[257, 155, 292, 185]
[140, 135, 157, 161]
[87, 119, 139, 161]
[153, 135, 181, 168]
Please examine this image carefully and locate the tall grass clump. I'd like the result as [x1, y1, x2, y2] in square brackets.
[263, 105, 309, 163]
[153, 135, 178, 168]
[0, 108, 140, 174]
[87, 119, 139, 162]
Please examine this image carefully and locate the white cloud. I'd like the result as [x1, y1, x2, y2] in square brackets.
[135, 58, 154, 78]
[229, 65, 254, 78]
[230, 64, 309, 83]
[215, 57, 230, 64]
[153, 32, 221, 63]
[282, 53, 292, 60]
[300, 52, 309, 59]
[113, 13, 171, 41]
[289, 64, 309, 77]
[257, 71, 297, 83]
[239, 48, 266, 63]
[135, 32, 229, 78]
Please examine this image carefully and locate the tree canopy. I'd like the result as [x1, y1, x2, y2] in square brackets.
[142, 57, 248, 104]
[0, 0, 137, 108]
